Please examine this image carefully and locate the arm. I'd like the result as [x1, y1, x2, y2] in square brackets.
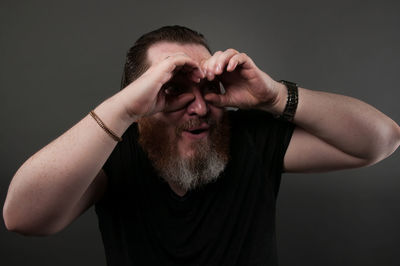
[202, 49, 400, 172]
[271, 85, 400, 172]
[2, 96, 131, 236]
[3, 54, 204, 236]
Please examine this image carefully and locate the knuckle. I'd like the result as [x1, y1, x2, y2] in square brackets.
[227, 48, 238, 54]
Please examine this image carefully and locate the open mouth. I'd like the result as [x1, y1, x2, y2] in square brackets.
[182, 126, 210, 139]
[188, 128, 208, 135]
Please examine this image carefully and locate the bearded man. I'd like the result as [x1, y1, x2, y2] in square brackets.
[4, 25, 400, 266]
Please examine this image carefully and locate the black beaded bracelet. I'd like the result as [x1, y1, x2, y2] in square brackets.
[278, 80, 298, 122]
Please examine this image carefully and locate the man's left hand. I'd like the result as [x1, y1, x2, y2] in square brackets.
[201, 48, 284, 114]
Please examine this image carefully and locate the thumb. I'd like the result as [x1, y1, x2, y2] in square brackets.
[164, 93, 195, 112]
[204, 93, 230, 107]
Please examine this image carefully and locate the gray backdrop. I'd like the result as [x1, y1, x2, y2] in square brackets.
[1, 0, 399, 265]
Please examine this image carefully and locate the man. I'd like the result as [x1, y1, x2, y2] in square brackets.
[3, 25, 400, 265]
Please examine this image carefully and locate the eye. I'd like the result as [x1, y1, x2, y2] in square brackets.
[164, 85, 187, 96]
[204, 82, 222, 94]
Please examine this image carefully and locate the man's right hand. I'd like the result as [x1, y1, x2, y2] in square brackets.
[2, 53, 204, 236]
[120, 53, 205, 120]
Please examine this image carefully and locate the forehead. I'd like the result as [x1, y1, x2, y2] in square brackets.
[147, 42, 211, 66]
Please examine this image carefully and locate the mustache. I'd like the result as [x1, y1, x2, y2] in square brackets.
[175, 117, 217, 135]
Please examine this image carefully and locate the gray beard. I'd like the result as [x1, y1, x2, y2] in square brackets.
[137, 115, 230, 192]
[158, 139, 228, 191]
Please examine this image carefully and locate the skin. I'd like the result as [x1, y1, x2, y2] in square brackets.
[144, 43, 225, 159]
[136, 42, 400, 175]
[3, 41, 400, 236]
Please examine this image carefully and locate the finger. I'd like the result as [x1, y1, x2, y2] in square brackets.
[227, 52, 253, 72]
[213, 48, 239, 75]
[179, 60, 205, 75]
[204, 51, 223, 81]
[164, 93, 195, 112]
[200, 58, 209, 76]
[158, 54, 204, 83]
[163, 53, 203, 76]
[179, 64, 197, 73]
[191, 66, 206, 82]
[174, 66, 204, 84]
[204, 92, 231, 107]
[189, 68, 204, 83]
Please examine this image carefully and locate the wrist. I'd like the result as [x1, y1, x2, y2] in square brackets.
[257, 80, 299, 122]
[278, 80, 299, 122]
[114, 90, 144, 124]
[95, 93, 139, 134]
[258, 81, 288, 115]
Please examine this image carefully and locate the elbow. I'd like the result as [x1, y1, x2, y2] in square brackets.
[380, 122, 400, 159]
[3, 203, 61, 237]
[3, 220, 40, 237]
[364, 123, 400, 166]
[3, 205, 31, 236]
[4, 218, 60, 237]
[3, 198, 22, 234]
[395, 123, 400, 146]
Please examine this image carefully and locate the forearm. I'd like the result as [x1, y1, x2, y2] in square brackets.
[3, 92, 135, 234]
[265, 82, 400, 163]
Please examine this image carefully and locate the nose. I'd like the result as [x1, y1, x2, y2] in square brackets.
[187, 88, 208, 117]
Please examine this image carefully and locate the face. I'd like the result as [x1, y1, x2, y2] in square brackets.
[145, 42, 225, 158]
[137, 42, 230, 191]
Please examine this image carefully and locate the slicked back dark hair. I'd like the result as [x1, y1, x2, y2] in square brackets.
[121, 25, 212, 89]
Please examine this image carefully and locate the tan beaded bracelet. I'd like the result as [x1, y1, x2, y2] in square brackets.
[89, 110, 122, 142]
